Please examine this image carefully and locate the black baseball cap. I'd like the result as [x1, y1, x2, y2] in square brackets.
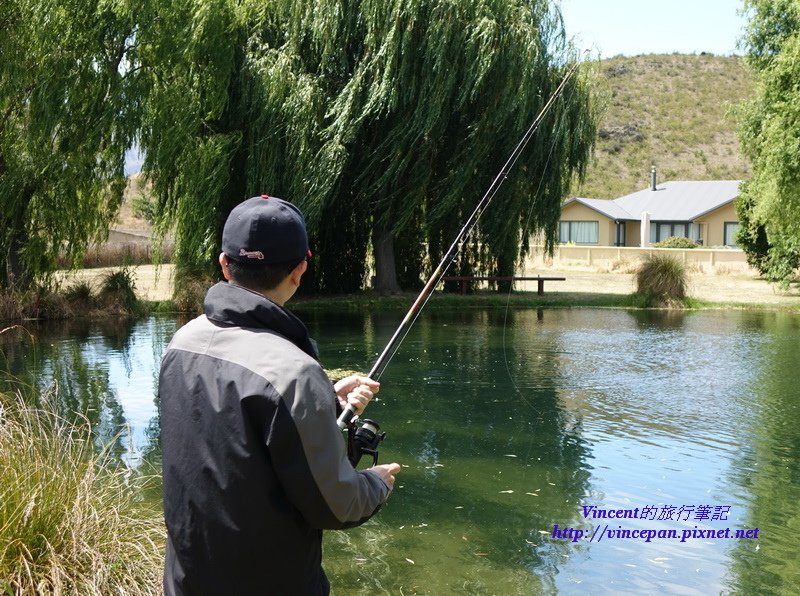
[222, 195, 311, 265]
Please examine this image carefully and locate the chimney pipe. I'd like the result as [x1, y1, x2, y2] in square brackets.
[651, 165, 657, 191]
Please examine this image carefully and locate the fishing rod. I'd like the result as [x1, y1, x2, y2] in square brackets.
[338, 53, 587, 432]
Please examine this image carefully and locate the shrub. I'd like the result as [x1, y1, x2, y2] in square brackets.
[1, 289, 71, 322]
[172, 265, 216, 313]
[0, 391, 164, 594]
[653, 236, 698, 249]
[635, 254, 687, 307]
[98, 267, 138, 313]
[0, 291, 24, 321]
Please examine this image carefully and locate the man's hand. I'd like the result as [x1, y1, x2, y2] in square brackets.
[334, 375, 380, 416]
[369, 463, 401, 491]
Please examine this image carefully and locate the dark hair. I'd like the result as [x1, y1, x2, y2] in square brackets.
[226, 257, 304, 292]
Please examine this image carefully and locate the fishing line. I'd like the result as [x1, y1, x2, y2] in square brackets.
[500, 63, 583, 405]
[337, 50, 588, 430]
[494, 59, 587, 474]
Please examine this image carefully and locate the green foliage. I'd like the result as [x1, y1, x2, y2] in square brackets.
[635, 254, 687, 308]
[172, 264, 216, 314]
[131, 193, 157, 224]
[653, 236, 698, 249]
[0, 0, 139, 290]
[137, 0, 600, 294]
[736, 0, 800, 285]
[0, 392, 163, 594]
[735, 181, 772, 272]
[740, 0, 800, 71]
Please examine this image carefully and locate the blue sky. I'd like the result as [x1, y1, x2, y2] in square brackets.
[558, 0, 748, 58]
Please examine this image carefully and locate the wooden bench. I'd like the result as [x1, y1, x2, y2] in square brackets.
[441, 275, 566, 295]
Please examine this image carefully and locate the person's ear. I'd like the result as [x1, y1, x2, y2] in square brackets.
[219, 253, 232, 281]
[289, 258, 308, 287]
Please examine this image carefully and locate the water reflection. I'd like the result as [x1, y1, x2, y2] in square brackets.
[0, 317, 177, 466]
[728, 311, 800, 594]
[314, 309, 592, 593]
[1, 308, 799, 593]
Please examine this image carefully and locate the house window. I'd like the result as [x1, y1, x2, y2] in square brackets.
[559, 221, 599, 244]
[724, 222, 740, 247]
[650, 222, 701, 243]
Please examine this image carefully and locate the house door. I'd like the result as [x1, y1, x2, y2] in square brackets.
[615, 222, 626, 247]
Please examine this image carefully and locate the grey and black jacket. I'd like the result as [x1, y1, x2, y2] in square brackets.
[159, 282, 391, 595]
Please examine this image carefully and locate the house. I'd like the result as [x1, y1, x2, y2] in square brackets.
[559, 172, 741, 248]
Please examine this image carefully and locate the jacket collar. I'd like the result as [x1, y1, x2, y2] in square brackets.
[204, 282, 319, 360]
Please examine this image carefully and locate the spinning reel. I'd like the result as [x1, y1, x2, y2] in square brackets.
[346, 418, 386, 468]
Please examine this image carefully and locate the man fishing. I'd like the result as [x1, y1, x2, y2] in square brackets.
[159, 195, 401, 595]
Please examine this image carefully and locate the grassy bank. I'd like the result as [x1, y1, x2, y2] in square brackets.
[290, 290, 651, 311]
[6, 286, 800, 325]
[1, 267, 147, 323]
[5, 261, 800, 324]
[285, 286, 798, 314]
[0, 391, 164, 594]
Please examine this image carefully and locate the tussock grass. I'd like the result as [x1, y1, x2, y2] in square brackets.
[0, 390, 164, 595]
[635, 254, 688, 308]
[0, 289, 71, 322]
[98, 267, 139, 312]
[0, 291, 24, 321]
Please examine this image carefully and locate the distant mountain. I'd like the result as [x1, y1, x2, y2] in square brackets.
[573, 53, 754, 199]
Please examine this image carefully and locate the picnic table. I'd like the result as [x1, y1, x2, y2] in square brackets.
[441, 275, 566, 295]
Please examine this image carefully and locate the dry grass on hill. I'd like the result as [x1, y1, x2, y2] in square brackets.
[114, 173, 152, 232]
[575, 53, 754, 199]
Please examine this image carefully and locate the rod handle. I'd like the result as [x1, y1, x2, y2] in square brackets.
[336, 404, 357, 430]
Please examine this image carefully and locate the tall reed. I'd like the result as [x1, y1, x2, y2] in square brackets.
[0, 391, 164, 595]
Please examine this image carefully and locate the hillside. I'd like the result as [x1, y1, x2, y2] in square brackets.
[115, 173, 151, 232]
[574, 53, 755, 199]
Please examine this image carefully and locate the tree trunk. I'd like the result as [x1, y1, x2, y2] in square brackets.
[5, 208, 29, 291]
[373, 222, 401, 295]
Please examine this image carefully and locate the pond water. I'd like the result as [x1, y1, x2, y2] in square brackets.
[1, 308, 799, 594]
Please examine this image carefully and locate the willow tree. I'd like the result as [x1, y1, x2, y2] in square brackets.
[139, 0, 599, 294]
[310, 0, 599, 293]
[135, 0, 324, 286]
[736, 0, 800, 284]
[0, 0, 138, 290]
